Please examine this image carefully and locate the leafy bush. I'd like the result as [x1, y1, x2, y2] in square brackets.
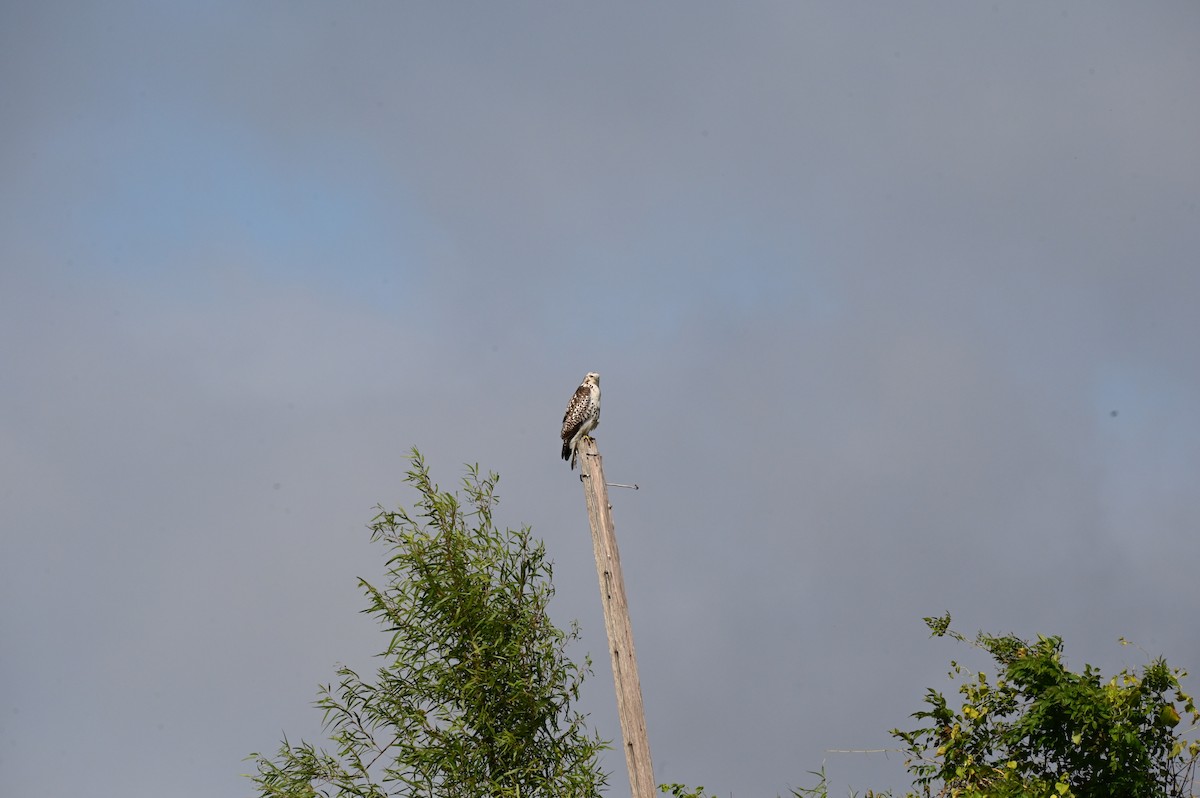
[892, 614, 1199, 798]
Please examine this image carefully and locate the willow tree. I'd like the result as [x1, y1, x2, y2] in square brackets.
[250, 449, 608, 798]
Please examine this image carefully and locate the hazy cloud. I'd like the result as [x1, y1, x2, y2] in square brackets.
[3, 4, 1198, 796]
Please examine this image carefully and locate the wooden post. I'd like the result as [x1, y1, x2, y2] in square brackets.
[578, 437, 655, 798]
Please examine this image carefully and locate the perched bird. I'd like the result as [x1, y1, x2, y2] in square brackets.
[560, 372, 601, 470]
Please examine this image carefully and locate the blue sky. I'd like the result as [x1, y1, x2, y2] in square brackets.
[2, 3, 1199, 797]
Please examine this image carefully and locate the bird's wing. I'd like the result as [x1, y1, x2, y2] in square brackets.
[561, 384, 591, 438]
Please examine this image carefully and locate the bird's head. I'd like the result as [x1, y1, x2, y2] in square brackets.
[584, 372, 600, 385]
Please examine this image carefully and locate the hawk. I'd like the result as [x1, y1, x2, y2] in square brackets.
[560, 372, 601, 470]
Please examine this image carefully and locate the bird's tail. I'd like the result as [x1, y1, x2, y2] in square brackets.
[562, 441, 572, 464]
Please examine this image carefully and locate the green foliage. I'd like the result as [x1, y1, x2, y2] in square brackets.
[662, 765, 897, 798]
[787, 765, 899, 798]
[249, 448, 608, 798]
[892, 613, 1200, 798]
[660, 783, 720, 798]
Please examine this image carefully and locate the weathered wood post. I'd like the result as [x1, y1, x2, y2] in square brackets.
[577, 436, 655, 798]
